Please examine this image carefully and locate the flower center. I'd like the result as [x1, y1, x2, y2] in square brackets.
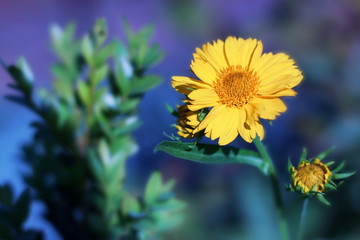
[295, 161, 331, 192]
[214, 66, 260, 108]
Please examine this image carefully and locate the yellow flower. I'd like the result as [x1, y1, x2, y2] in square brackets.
[175, 104, 201, 139]
[172, 37, 303, 145]
[291, 159, 332, 194]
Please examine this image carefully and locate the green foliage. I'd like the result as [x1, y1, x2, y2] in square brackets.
[0, 185, 43, 240]
[155, 141, 270, 175]
[3, 18, 182, 240]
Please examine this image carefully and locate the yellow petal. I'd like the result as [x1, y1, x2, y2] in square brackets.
[195, 39, 228, 72]
[218, 108, 240, 145]
[238, 38, 260, 69]
[197, 105, 226, 131]
[253, 52, 291, 76]
[255, 120, 264, 140]
[237, 108, 252, 143]
[187, 88, 219, 111]
[191, 57, 218, 85]
[224, 36, 244, 66]
[251, 98, 287, 120]
[172, 76, 210, 95]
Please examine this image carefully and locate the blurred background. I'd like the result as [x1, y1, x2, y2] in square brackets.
[1, 0, 360, 239]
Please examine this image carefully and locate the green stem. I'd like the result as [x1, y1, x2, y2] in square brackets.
[296, 198, 309, 240]
[253, 137, 289, 240]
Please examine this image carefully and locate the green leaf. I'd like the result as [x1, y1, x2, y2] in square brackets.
[17, 57, 34, 84]
[122, 195, 141, 215]
[131, 75, 162, 94]
[77, 81, 90, 106]
[53, 78, 73, 103]
[14, 189, 31, 228]
[6, 63, 33, 97]
[142, 43, 165, 67]
[93, 64, 109, 85]
[154, 141, 268, 175]
[332, 172, 356, 180]
[0, 184, 13, 206]
[316, 147, 335, 161]
[82, 35, 94, 66]
[98, 139, 111, 166]
[145, 172, 162, 205]
[316, 194, 331, 206]
[95, 40, 117, 66]
[113, 118, 142, 136]
[162, 179, 176, 193]
[114, 55, 132, 94]
[92, 18, 107, 47]
[87, 149, 105, 183]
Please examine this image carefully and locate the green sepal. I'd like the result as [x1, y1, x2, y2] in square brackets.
[316, 194, 331, 206]
[154, 141, 269, 175]
[165, 103, 179, 118]
[316, 147, 335, 161]
[332, 172, 356, 180]
[300, 147, 307, 163]
[325, 183, 337, 191]
[332, 161, 345, 173]
[325, 161, 335, 167]
[198, 108, 209, 121]
[287, 157, 293, 174]
[310, 183, 318, 193]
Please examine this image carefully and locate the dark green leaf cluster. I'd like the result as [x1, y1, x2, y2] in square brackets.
[3, 19, 183, 240]
[0, 185, 42, 240]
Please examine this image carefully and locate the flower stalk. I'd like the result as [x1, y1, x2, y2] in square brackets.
[296, 198, 309, 240]
[253, 137, 289, 240]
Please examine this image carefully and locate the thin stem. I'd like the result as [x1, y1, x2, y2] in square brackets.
[253, 137, 289, 240]
[297, 198, 309, 240]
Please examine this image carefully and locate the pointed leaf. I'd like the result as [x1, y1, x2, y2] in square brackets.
[122, 194, 141, 215]
[14, 189, 31, 228]
[300, 147, 307, 162]
[288, 157, 293, 173]
[145, 172, 162, 205]
[332, 162, 345, 173]
[317, 194, 331, 206]
[332, 172, 356, 180]
[82, 35, 94, 66]
[154, 141, 268, 175]
[78, 81, 90, 106]
[93, 64, 109, 85]
[316, 147, 335, 161]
